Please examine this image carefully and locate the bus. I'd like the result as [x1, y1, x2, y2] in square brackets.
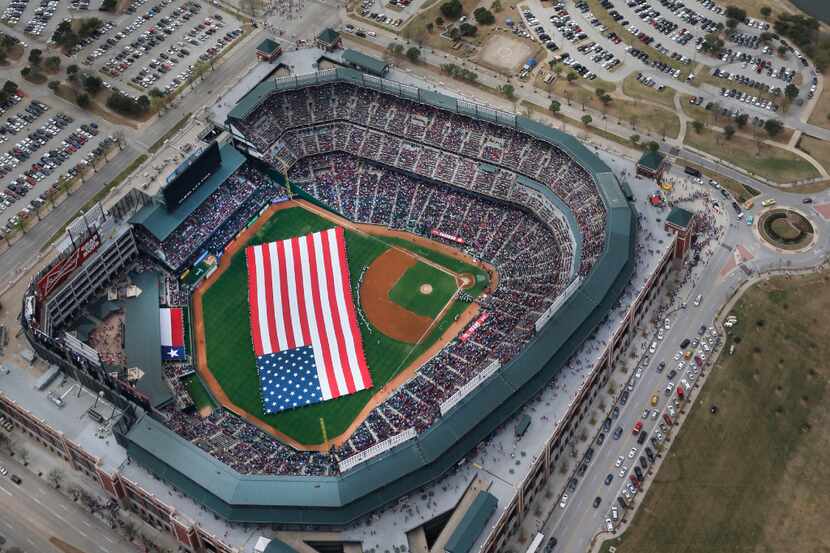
[526, 532, 545, 553]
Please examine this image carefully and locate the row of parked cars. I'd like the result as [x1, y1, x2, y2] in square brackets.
[0, 100, 50, 144]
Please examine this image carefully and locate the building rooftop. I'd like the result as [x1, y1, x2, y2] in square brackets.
[637, 150, 665, 172]
[666, 206, 694, 229]
[445, 492, 497, 553]
[316, 28, 340, 46]
[341, 49, 388, 76]
[256, 38, 281, 55]
[0, 354, 126, 474]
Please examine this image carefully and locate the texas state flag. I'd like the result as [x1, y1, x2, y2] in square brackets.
[159, 307, 186, 361]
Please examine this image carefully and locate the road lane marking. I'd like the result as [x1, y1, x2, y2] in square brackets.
[32, 496, 42, 504]
[0, 484, 12, 496]
[60, 504, 69, 511]
[78, 530, 88, 538]
[104, 536, 115, 544]
[82, 520, 92, 527]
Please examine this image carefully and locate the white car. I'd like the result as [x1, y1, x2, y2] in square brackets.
[635, 367, 643, 379]
[606, 518, 615, 532]
[618, 465, 628, 478]
[615, 455, 624, 467]
[649, 341, 657, 354]
[0, 465, 6, 476]
[628, 447, 638, 459]
[673, 351, 682, 361]
[657, 328, 664, 340]
[559, 493, 568, 508]
[664, 318, 671, 330]
[611, 505, 619, 520]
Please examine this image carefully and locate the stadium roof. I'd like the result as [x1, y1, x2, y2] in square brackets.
[341, 49, 389, 76]
[667, 206, 693, 228]
[445, 492, 498, 553]
[124, 68, 636, 525]
[130, 143, 245, 242]
[121, 271, 172, 408]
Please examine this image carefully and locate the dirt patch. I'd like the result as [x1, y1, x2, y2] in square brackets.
[475, 32, 536, 75]
[361, 249, 434, 344]
[420, 283, 433, 294]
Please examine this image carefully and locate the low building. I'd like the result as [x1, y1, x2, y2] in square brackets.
[665, 206, 696, 260]
[341, 49, 389, 76]
[636, 150, 667, 180]
[316, 28, 341, 52]
[255, 38, 282, 62]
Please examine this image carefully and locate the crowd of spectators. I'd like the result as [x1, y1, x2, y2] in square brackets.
[88, 310, 127, 367]
[237, 82, 607, 276]
[137, 166, 285, 271]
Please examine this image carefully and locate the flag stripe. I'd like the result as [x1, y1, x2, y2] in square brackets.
[275, 241, 295, 349]
[327, 228, 365, 390]
[313, 231, 352, 395]
[159, 310, 172, 347]
[320, 229, 356, 394]
[267, 242, 288, 351]
[170, 308, 184, 347]
[304, 233, 342, 398]
[253, 246, 273, 355]
[245, 248, 264, 357]
[334, 227, 372, 387]
[296, 236, 334, 400]
[260, 245, 281, 355]
[290, 238, 312, 349]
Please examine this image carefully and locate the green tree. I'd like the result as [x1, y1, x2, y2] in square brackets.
[83, 74, 103, 94]
[20, 66, 31, 79]
[725, 18, 739, 30]
[760, 6, 771, 18]
[435, 16, 444, 26]
[44, 55, 61, 72]
[599, 93, 612, 106]
[426, 22, 434, 32]
[581, 114, 592, 126]
[764, 119, 783, 137]
[566, 71, 577, 84]
[500, 84, 515, 99]
[691, 120, 704, 133]
[646, 141, 659, 153]
[784, 83, 799, 100]
[735, 113, 748, 128]
[724, 124, 736, 140]
[491, 0, 502, 12]
[440, 0, 462, 20]
[28, 48, 43, 66]
[77, 93, 91, 108]
[101, 0, 117, 10]
[549, 100, 561, 114]
[724, 6, 747, 22]
[630, 134, 640, 145]
[459, 22, 477, 36]
[777, 44, 788, 56]
[48, 80, 60, 91]
[406, 47, 421, 63]
[595, 87, 605, 97]
[473, 7, 495, 25]
[387, 42, 404, 57]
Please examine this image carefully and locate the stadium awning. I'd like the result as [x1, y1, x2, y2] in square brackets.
[445, 492, 498, 553]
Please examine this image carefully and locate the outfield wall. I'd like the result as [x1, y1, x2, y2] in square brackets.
[123, 70, 636, 525]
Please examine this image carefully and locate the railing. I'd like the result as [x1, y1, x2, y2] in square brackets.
[338, 427, 416, 472]
[439, 360, 501, 416]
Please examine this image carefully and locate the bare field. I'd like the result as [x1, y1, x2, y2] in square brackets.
[476, 32, 537, 75]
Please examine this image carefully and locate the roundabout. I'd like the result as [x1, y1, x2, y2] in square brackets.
[758, 208, 816, 252]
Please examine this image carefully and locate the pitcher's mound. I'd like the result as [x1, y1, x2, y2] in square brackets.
[420, 283, 433, 295]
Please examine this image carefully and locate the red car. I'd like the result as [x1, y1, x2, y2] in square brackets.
[663, 413, 673, 426]
[632, 421, 643, 434]
[629, 474, 640, 488]
[676, 386, 685, 399]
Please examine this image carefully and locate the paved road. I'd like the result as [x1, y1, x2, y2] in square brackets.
[0, 453, 133, 553]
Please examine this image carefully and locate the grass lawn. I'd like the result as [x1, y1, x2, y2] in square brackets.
[807, 83, 830, 131]
[797, 134, 830, 174]
[601, 270, 830, 553]
[185, 374, 215, 410]
[200, 207, 486, 444]
[621, 74, 676, 110]
[685, 128, 819, 183]
[388, 261, 457, 318]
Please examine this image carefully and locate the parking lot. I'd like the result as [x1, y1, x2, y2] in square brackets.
[78, 0, 245, 97]
[0, 93, 115, 231]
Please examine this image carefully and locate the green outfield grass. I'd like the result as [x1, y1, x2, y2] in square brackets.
[388, 262, 457, 318]
[200, 206, 487, 444]
[185, 374, 216, 411]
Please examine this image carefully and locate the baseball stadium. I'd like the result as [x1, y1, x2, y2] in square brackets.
[17, 68, 637, 550]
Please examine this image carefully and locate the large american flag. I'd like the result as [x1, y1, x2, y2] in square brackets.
[245, 227, 372, 414]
